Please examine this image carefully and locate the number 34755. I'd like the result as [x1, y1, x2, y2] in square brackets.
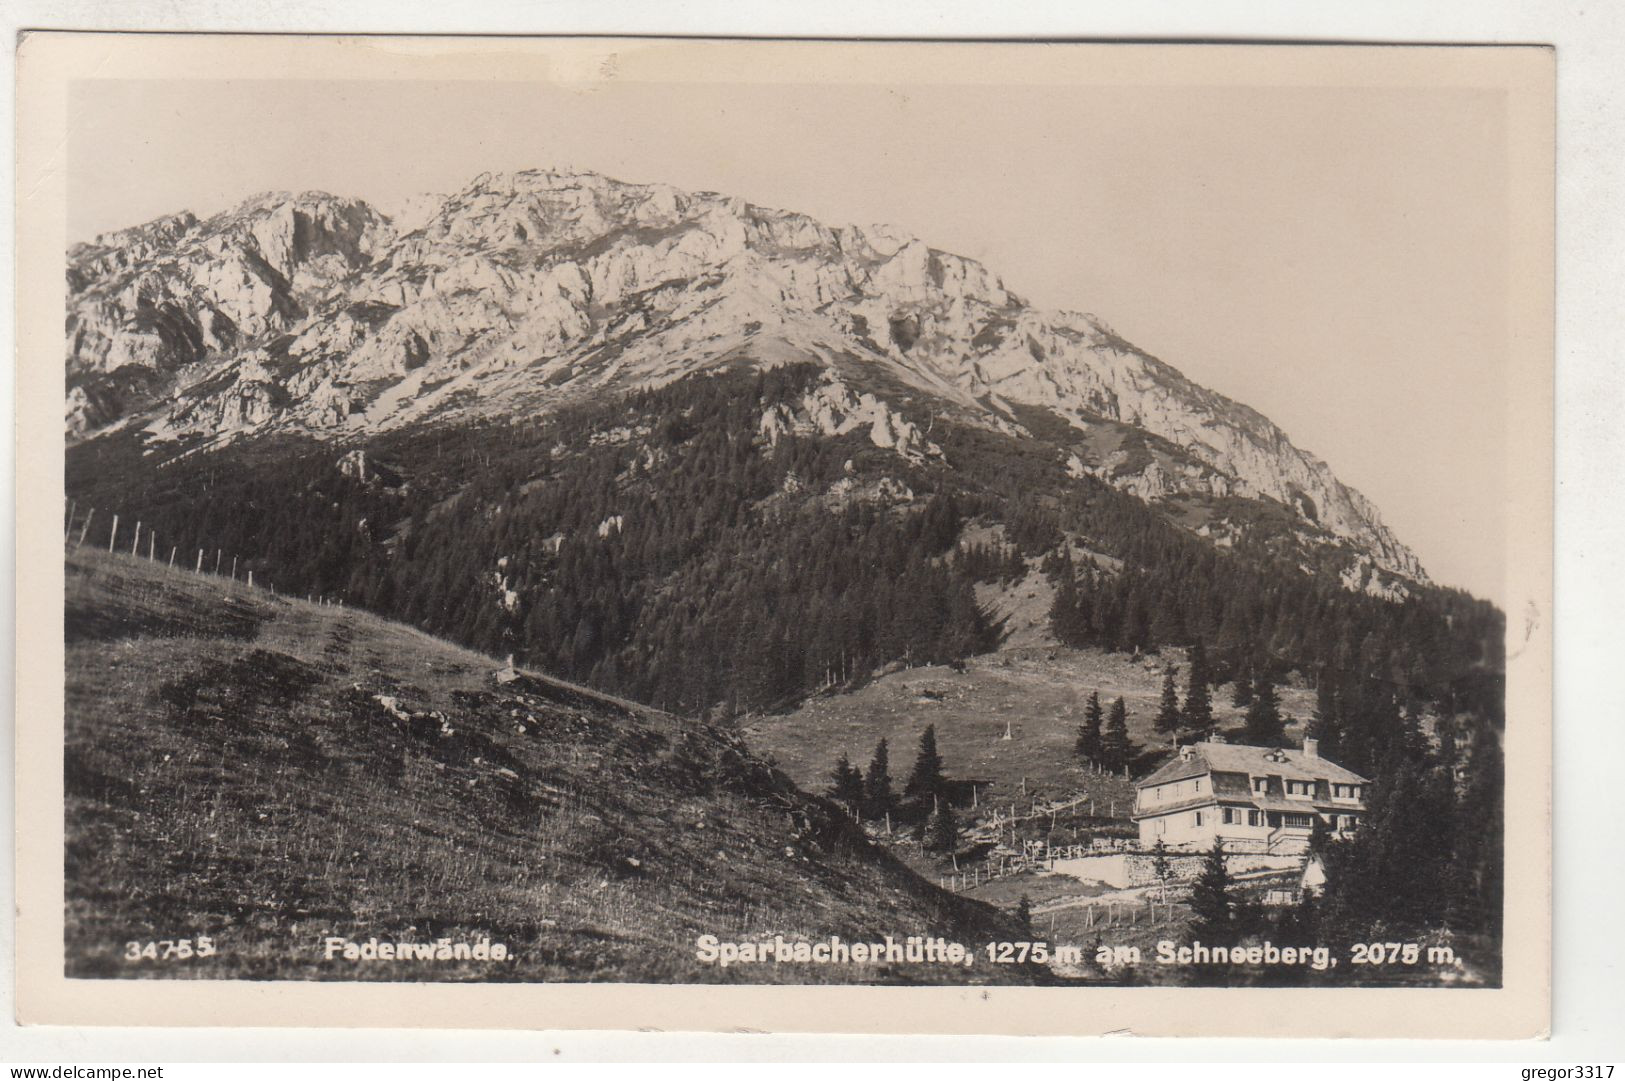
[124, 937, 216, 961]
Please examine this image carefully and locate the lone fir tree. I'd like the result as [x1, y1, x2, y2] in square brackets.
[863, 738, 894, 819]
[1308, 669, 1340, 757]
[1183, 646, 1214, 739]
[1188, 839, 1236, 945]
[1154, 667, 1183, 744]
[904, 724, 947, 802]
[1243, 676, 1285, 747]
[1101, 697, 1132, 772]
[1075, 690, 1104, 764]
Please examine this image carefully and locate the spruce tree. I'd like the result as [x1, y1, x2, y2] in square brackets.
[1016, 894, 1034, 935]
[1183, 662, 1214, 740]
[1176, 637, 1215, 738]
[1231, 666, 1254, 707]
[1187, 639, 1209, 690]
[1150, 839, 1173, 902]
[1075, 690, 1104, 765]
[1243, 676, 1285, 746]
[1101, 697, 1132, 772]
[1308, 668, 1340, 756]
[1188, 839, 1236, 945]
[863, 739, 894, 820]
[927, 804, 959, 853]
[1154, 667, 1183, 744]
[828, 752, 865, 811]
[905, 724, 947, 802]
[1317, 757, 1458, 937]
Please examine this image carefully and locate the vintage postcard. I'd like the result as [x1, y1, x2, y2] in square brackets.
[14, 35, 1553, 1036]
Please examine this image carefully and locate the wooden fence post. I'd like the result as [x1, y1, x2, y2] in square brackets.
[230, 555, 237, 581]
[196, 549, 204, 574]
[108, 514, 118, 553]
[78, 509, 94, 547]
[168, 546, 176, 569]
[65, 500, 76, 541]
[149, 532, 156, 561]
[131, 521, 141, 557]
[215, 550, 221, 574]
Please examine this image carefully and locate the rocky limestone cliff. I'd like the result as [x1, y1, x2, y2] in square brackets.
[65, 167, 1426, 582]
[66, 193, 389, 434]
[758, 371, 943, 464]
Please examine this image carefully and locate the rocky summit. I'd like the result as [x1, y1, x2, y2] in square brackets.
[65, 167, 1425, 583]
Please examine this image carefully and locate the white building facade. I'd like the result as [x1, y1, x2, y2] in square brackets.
[1131, 738, 1368, 855]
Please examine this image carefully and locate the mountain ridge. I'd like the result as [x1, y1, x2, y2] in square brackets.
[65, 167, 1426, 584]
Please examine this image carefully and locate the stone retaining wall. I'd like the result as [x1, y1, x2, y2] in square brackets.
[1122, 851, 1304, 885]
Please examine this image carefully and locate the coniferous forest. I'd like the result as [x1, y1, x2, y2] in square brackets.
[66, 361, 1508, 984]
[65, 362, 1502, 724]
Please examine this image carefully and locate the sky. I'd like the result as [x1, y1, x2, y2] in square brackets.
[65, 64, 1511, 603]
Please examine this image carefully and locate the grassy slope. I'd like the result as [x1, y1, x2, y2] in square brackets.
[747, 572, 1317, 827]
[64, 548, 1034, 983]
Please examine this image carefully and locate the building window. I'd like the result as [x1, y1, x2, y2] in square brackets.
[1247, 810, 1263, 827]
[1195, 779, 1202, 792]
[1154, 819, 1166, 835]
[1193, 811, 1204, 827]
[1221, 807, 1236, 825]
[1283, 813, 1313, 829]
[1253, 777, 1267, 793]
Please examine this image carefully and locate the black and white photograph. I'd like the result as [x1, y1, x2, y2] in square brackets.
[14, 34, 1555, 1037]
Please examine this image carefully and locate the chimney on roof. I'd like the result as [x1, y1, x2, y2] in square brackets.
[1179, 744, 1196, 760]
[1303, 737, 1320, 758]
[1209, 734, 1225, 744]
